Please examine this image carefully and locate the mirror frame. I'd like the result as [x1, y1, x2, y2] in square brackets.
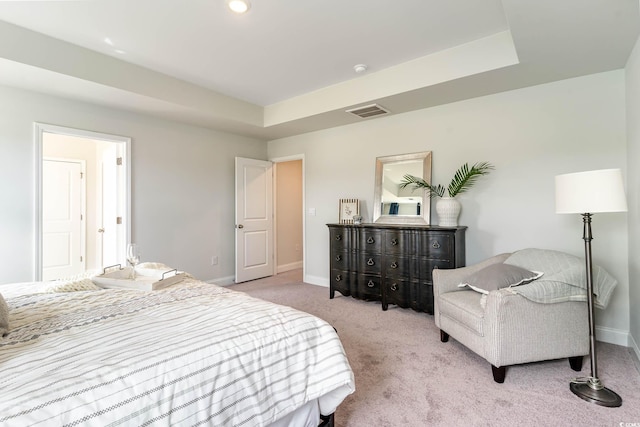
[372, 151, 432, 224]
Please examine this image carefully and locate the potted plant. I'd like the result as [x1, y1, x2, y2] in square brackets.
[400, 161, 494, 226]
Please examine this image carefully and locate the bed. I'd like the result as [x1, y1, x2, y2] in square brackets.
[0, 274, 355, 426]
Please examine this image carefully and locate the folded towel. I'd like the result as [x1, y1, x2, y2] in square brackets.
[137, 262, 172, 270]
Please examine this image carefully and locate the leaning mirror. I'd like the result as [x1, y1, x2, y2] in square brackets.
[373, 151, 432, 224]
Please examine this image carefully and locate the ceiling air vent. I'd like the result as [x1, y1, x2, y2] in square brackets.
[345, 104, 390, 119]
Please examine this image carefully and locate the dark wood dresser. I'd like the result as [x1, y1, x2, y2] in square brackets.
[327, 223, 466, 314]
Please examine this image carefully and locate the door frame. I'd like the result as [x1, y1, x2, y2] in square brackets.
[34, 123, 131, 281]
[270, 154, 305, 279]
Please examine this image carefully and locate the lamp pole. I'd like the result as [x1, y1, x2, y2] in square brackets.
[582, 213, 598, 382]
[568, 213, 622, 407]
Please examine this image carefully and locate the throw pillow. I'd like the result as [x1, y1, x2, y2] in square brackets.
[504, 248, 618, 308]
[458, 263, 543, 294]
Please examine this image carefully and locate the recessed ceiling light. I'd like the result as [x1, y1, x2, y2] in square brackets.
[227, 0, 250, 13]
[354, 64, 368, 74]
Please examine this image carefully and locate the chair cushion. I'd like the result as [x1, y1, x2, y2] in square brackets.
[438, 290, 485, 335]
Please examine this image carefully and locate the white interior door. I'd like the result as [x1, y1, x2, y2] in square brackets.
[42, 159, 85, 280]
[97, 144, 121, 268]
[235, 157, 273, 283]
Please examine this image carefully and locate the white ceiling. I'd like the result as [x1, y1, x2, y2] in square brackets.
[0, 0, 638, 140]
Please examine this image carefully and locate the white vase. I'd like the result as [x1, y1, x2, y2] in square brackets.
[436, 197, 461, 227]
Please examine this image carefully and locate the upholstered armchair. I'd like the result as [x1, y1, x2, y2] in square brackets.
[433, 250, 598, 383]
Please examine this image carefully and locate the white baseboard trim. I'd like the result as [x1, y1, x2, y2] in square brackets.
[277, 261, 303, 274]
[595, 325, 629, 347]
[304, 274, 329, 287]
[205, 275, 235, 286]
[628, 333, 640, 370]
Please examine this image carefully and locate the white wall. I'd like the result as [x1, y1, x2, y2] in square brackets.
[268, 71, 630, 344]
[275, 160, 303, 272]
[626, 33, 640, 358]
[0, 84, 267, 284]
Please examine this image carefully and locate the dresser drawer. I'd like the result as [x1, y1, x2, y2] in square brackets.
[358, 230, 382, 253]
[330, 228, 350, 252]
[417, 259, 453, 280]
[383, 230, 413, 255]
[330, 269, 351, 296]
[382, 255, 411, 278]
[417, 233, 453, 260]
[383, 277, 410, 308]
[355, 273, 382, 299]
[330, 250, 349, 270]
[417, 281, 434, 314]
[357, 252, 382, 274]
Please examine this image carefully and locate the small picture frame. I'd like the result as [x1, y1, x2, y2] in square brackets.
[339, 198, 360, 224]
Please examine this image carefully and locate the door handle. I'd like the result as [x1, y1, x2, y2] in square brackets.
[98, 228, 105, 233]
[237, 224, 244, 229]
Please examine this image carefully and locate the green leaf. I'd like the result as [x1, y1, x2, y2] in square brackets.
[399, 174, 445, 198]
[399, 162, 494, 198]
[447, 161, 494, 197]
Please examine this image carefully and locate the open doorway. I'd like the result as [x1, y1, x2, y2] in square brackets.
[273, 157, 304, 275]
[35, 123, 131, 281]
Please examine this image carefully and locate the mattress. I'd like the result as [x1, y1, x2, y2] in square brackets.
[0, 278, 355, 426]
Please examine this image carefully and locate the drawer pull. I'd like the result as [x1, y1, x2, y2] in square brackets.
[336, 235, 342, 241]
[390, 261, 398, 269]
[367, 280, 375, 288]
[335, 274, 342, 282]
[391, 238, 398, 246]
[432, 241, 441, 249]
[390, 283, 398, 291]
[367, 258, 375, 266]
[336, 254, 342, 262]
[367, 236, 375, 244]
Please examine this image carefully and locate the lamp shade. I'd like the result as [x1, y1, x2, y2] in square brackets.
[555, 169, 627, 214]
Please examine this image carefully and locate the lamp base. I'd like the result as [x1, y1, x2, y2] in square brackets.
[570, 379, 622, 407]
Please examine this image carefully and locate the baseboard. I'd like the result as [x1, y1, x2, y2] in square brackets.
[205, 275, 235, 286]
[304, 274, 329, 287]
[628, 333, 640, 373]
[595, 325, 629, 347]
[277, 261, 303, 274]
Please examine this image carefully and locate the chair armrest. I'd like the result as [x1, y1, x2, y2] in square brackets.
[432, 253, 511, 296]
[482, 288, 589, 367]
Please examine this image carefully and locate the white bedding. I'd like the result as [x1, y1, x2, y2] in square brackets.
[0, 278, 355, 426]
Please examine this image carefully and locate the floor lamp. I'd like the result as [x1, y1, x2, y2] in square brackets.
[555, 168, 627, 408]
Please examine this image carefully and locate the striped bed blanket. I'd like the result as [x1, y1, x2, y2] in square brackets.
[0, 279, 355, 426]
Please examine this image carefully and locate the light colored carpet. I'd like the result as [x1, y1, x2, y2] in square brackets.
[230, 270, 640, 427]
